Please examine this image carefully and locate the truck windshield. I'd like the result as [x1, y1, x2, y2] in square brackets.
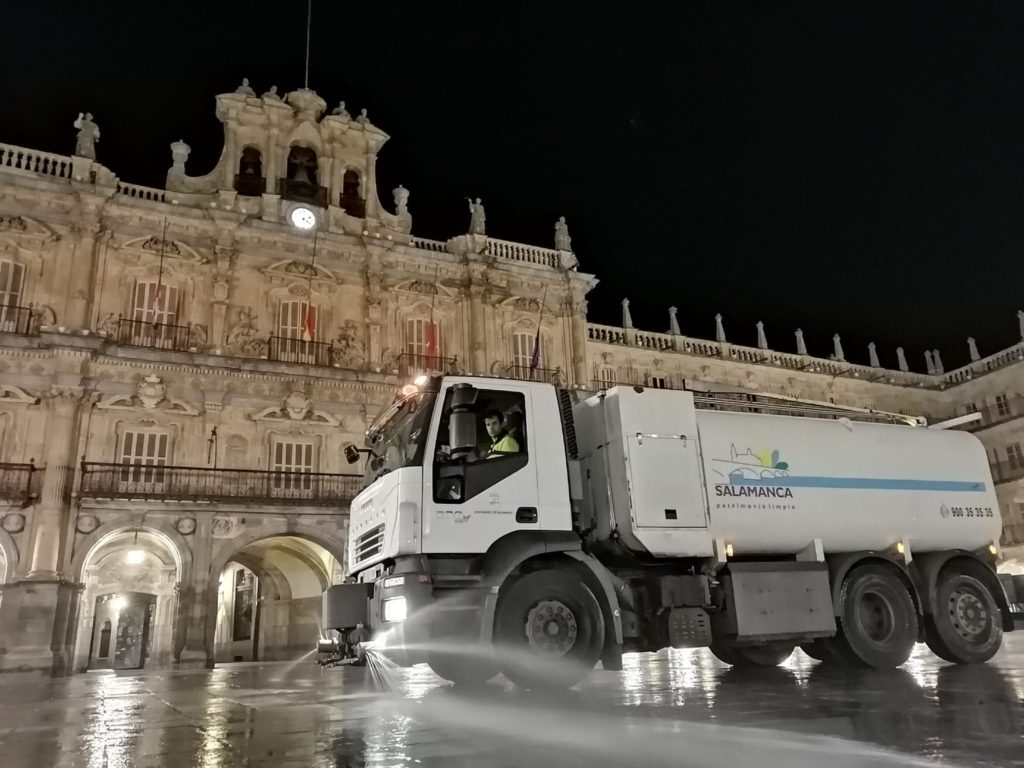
[363, 391, 436, 485]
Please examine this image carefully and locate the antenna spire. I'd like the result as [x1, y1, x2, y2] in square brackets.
[304, 0, 312, 89]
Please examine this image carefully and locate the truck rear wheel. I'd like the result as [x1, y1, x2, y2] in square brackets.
[835, 564, 918, 668]
[924, 563, 1003, 664]
[494, 569, 604, 690]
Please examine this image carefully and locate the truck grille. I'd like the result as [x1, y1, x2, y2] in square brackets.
[354, 523, 385, 563]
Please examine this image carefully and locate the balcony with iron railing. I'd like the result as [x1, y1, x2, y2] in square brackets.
[396, 352, 460, 378]
[961, 397, 1024, 432]
[79, 462, 361, 506]
[991, 459, 1024, 486]
[0, 461, 36, 507]
[0, 304, 36, 335]
[115, 317, 193, 352]
[505, 364, 564, 385]
[267, 336, 334, 367]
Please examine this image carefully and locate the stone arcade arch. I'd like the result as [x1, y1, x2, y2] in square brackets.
[71, 525, 188, 672]
[207, 525, 346, 665]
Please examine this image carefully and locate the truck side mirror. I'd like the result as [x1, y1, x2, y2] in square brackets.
[448, 383, 478, 455]
[344, 444, 360, 465]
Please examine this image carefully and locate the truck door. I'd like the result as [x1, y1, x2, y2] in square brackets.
[625, 433, 708, 528]
[422, 382, 541, 553]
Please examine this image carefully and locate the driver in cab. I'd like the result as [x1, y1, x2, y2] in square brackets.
[484, 410, 519, 458]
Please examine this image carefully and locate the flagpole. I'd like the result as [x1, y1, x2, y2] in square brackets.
[302, 227, 318, 343]
[426, 262, 439, 367]
[530, 285, 547, 378]
[153, 217, 167, 328]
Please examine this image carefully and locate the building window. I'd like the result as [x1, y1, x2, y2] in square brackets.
[995, 394, 1011, 418]
[511, 331, 539, 375]
[272, 439, 316, 495]
[649, 376, 668, 389]
[277, 300, 318, 341]
[405, 318, 442, 359]
[132, 282, 180, 326]
[1007, 443, 1024, 471]
[0, 259, 26, 332]
[119, 430, 170, 486]
[597, 367, 616, 387]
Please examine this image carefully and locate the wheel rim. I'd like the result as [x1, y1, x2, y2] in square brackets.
[948, 585, 990, 642]
[857, 589, 895, 642]
[526, 599, 578, 657]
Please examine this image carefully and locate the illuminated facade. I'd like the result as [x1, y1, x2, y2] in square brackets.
[0, 83, 1020, 675]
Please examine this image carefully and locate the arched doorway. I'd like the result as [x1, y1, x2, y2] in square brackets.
[213, 535, 343, 663]
[73, 528, 183, 672]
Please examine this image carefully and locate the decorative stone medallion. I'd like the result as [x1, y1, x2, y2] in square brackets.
[76, 514, 100, 534]
[2, 513, 26, 534]
[138, 374, 167, 409]
[175, 517, 197, 536]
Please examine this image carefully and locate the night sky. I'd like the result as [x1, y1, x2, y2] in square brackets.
[3, 2, 1023, 371]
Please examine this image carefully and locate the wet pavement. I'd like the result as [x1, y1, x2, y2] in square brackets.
[0, 636, 1022, 768]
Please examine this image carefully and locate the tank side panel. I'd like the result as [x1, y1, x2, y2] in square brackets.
[696, 410, 1001, 554]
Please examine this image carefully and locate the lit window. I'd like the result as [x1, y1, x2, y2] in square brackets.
[272, 439, 316, 496]
[405, 318, 442, 359]
[995, 394, 1011, 418]
[132, 282, 179, 326]
[512, 332, 539, 377]
[119, 430, 170, 487]
[0, 260, 26, 332]
[1007, 443, 1024, 471]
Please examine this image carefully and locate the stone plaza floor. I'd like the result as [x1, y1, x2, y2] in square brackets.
[0, 635, 1021, 768]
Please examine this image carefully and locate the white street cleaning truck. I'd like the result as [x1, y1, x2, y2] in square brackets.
[321, 375, 1023, 688]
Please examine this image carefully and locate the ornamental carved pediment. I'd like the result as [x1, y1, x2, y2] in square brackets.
[0, 385, 40, 405]
[251, 391, 340, 426]
[0, 214, 60, 241]
[394, 279, 457, 298]
[120, 235, 207, 264]
[263, 258, 336, 282]
[95, 374, 201, 416]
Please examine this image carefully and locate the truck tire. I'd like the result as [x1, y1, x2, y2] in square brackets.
[924, 563, 1003, 664]
[711, 638, 793, 667]
[427, 651, 498, 686]
[802, 636, 858, 666]
[494, 569, 604, 690]
[835, 564, 918, 668]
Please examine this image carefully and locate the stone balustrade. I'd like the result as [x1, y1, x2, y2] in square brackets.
[0, 143, 73, 180]
[410, 237, 448, 253]
[485, 238, 560, 268]
[588, 322, 937, 386]
[116, 181, 168, 203]
[942, 341, 1024, 385]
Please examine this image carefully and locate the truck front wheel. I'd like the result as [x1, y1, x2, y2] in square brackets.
[427, 651, 498, 686]
[924, 563, 1003, 664]
[835, 564, 918, 668]
[494, 569, 604, 690]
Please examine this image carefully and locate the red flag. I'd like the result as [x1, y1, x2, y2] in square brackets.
[424, 321, 438, 363]
[302, 305, 315, 342]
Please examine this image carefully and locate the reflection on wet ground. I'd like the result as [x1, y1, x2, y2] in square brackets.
[0, 635, 1021, 767]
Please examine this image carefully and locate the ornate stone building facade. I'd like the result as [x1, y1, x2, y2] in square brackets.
[0, 82, 1021, 675]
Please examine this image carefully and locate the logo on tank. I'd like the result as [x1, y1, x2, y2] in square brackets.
[712, 446, 793, 498]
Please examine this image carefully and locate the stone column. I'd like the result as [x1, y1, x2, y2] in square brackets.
[569, 298, 588, 387]
[364, 150, 379, 219]
[469, 285, 487, 374]
[177, 516, 214, 668]
[0, 386, 86, 675]
[26, 387, 85, 579]
[66, 224, 105, 330]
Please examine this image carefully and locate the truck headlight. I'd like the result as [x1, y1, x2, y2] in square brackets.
[383, 596, 407, 623]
